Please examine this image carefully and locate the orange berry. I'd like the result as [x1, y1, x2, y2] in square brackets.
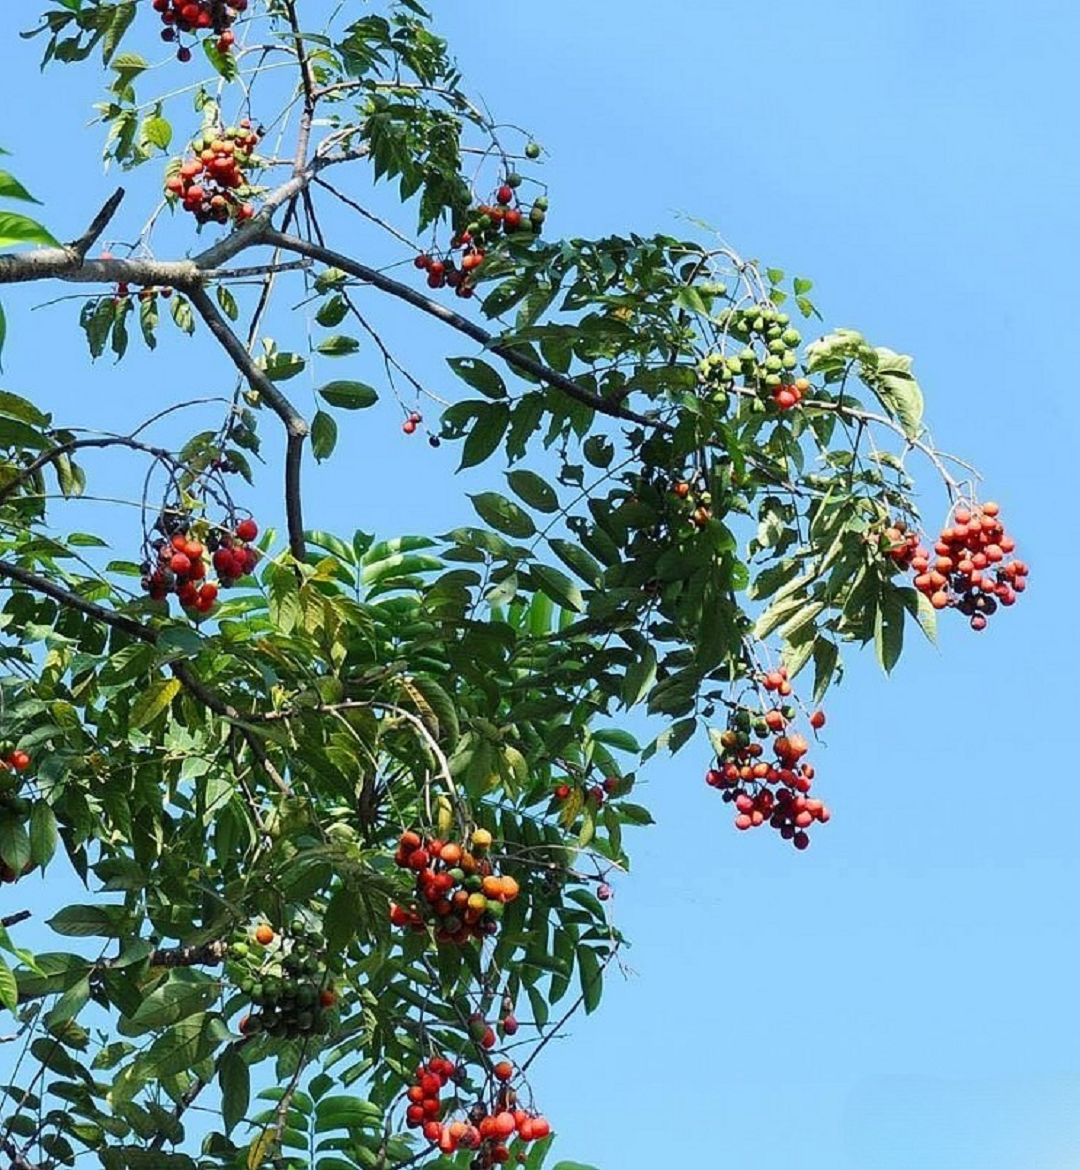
[253, 923, 275, 946]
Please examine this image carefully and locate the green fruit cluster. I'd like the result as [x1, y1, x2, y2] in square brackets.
[229, 921, 338, 1039]
[697, 305, 803, 392]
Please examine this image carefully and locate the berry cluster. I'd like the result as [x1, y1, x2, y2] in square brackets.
[152, 0, 245, 62]
[669, 478, 715, 530]
[389, 829, 520, 945]
[405, 1054, 552, 1164]
[141, 517, 259, 612]
[698, 305, 806, 404]
[907, 501, 1026, 630]
[110, 282, 174, 306]
[402, 410, 422, 435]
[553, 775, 618, 807]
[0, 749, 34, 883]
[882, 519, 921, 569]
[232, 921, 338, 1040]
[165, 122, 262, 226]
[705, 692, 830, 849]
[413, 177, 548, 299]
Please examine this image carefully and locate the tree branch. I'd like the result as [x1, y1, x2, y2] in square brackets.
[1, 1137, 43, 1170]
[260, 230, 668, 432]
[0, 188, 125, 286]
[185, 284, 309, 559]
[0, 559, 290, 794]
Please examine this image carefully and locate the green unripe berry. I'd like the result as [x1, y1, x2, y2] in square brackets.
[525, 142, 541, 159]
[781, 328, 802, 347]
[506, 172, 523, 188]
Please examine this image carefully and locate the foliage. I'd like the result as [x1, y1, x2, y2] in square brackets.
[0, 3, 1023, 1169]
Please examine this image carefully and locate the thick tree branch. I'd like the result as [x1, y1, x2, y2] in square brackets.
[185, 284, 309, 559]
[261, 230, 667, 432]
[0, 188, 125, 286]
[0, 558, 150, 641]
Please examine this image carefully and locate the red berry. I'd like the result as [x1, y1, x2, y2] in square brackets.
[235, 518, 258, 542]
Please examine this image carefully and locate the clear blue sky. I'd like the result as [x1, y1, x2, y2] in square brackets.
[3, 3, 1080, 1167]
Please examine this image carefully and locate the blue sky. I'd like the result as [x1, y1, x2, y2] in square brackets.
[3, 2, 1080, 1167]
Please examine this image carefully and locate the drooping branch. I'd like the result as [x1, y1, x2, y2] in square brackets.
[185, 284, 309, 560]
[0, 559, 289, 794]
[0, 558, 150, 642]
[260, 229, 669, 432]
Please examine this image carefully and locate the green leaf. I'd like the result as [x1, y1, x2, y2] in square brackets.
[447, 356, 507, 399]
[129, 677, 181, 729]
[48, 904, 129, 938]
[317, 381, 378, 410]
[170, 294, 195, 335]
[315, 294, 348, 328]
[202, 34, 238, 79]
[459, 403, 510, 470]
[549, 538, 602, 587]
[874, 589, 905, 674]
[529, 564, 583, 613]
[582, 435, 614, 468]
[29, 801, 58, 867]
[506, 469, 558, 514]
[812, 638, 839, 703]
[469, 492, 535, 539]
[260, 351, 305, 381]
[576, 945, 603, 1014]
[311, 410, 338, 462]
[219, 1045, 250, 1134]
[868, 347, 924, 439]
[0, 956, 17, 1013]
[216, 284, 239, 321]
[0, 814, 29, 872]
[142, 115, 172, 151]
[0, 390, 49, 427]
[45, 974, 91, 1029]
[0, 170, 41, 204]
[121, 976, 217, 1034]
[315, 334, 360, 357]
[0, 211, 58, 249]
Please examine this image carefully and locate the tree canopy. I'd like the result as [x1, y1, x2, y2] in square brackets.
[0, 4, 1026, 1170]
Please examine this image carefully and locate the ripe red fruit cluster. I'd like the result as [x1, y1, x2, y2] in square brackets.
[402, 410, 422, 435]
[0, 750, 31, 773]
[705, 696, 830, 849]
[165, 121, 261, 226]
[772, 376, 810, 411]
[389, 830, 519, 945]
[211, 517, 260, 586]
[152, 0, 245, 60]
[552, 775, 618, 807]
[413, 178, 548, 299]
[405, 1055, 551, 1164]
[142, 518, 259, 611]
[882, 519, 921, 569]
[907, 501, 1026, 630]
